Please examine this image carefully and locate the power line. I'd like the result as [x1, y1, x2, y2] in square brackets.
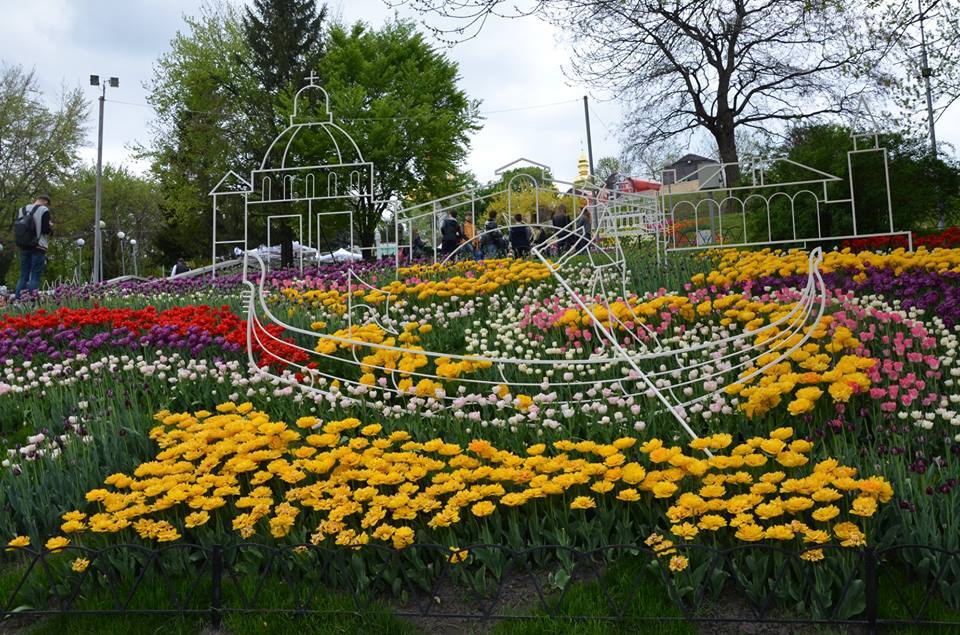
[105, 96, 584, 121]
[588, 104, 616, 139]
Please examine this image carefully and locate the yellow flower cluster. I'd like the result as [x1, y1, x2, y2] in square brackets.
[726, 328, 875, 418]
[312, 320, 490, 393]
[45, 405, 890, 554]
[555, 295, 696, 330]
[280, 259, 551, 313]
[552, 287, 875, 418]
[695, 247, 960, 286]
[661, 427, 890, 550]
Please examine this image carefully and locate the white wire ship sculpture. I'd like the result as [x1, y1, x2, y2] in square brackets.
[206, 74, 904, 443]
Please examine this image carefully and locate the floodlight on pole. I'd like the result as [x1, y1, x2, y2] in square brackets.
[90, 74, 119, 283]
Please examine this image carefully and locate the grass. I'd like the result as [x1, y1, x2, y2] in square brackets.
[876, 567, 960, 634]
[4, 550, 960, 634]
[491, 556, 694, 635]
[1, 562, 414, 635]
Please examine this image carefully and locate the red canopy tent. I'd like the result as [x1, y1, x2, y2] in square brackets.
[617, 178, 661, 193]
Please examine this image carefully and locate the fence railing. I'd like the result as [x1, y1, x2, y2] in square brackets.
[2, 542, 958, 631]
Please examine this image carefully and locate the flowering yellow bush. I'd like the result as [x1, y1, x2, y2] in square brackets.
[42, 405, 892, 555]
[309, 320, 492, 392]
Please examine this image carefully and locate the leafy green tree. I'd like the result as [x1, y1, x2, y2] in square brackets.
[148, 9, 479, 263]
[0, 63, 86, 283]
[145, 4, 256, 263]
[47, 165, 165, 281]
[485, 188, 585, 225]
[595, 156, 632, 188]
[244, 0, 327, 97]
[242, 0, 328, 266]
[319, 19, 480, 256]
[479, 166, 589, 224]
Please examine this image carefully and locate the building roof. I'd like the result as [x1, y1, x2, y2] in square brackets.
[667, 153, 717, 168]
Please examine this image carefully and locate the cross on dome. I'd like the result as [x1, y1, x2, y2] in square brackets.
[290, 71, 333, 124]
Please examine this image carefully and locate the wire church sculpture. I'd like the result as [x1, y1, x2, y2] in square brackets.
[211, 74, 368, 274]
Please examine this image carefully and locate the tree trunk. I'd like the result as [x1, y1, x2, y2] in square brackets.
[279, 223, 294, 269]
[714, 120, 741, 187]
[713, 116, 741, 237]
[360, 227, 376, 261]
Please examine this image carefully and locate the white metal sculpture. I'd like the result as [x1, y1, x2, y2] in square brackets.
[210, 73, 367, 274]
[225, 74, 829, 444]
[658, 117, 910, 257]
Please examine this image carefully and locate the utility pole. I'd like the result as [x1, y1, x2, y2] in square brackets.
[917, 0, 943, 227]
[93, 83, 105, 282]
[583, 95, 595, 177]
[918, 0, 938, 155]
[89, 75, 119, 282]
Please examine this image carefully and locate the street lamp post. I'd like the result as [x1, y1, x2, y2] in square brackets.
[117, 231, 126, 277]
[74, 238, 85, 284]
[130, 239, 138, 277]
[89, 75, 119, 283]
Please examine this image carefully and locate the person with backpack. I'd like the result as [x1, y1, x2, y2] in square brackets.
[509, 213, 532, 258]
[13, 194, 53, 299]
[440, 211, 465, 258]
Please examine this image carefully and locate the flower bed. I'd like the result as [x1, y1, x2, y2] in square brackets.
[842, 227, 960, 252]
[0, 247, 957, 621]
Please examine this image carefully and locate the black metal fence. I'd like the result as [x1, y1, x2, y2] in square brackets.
[2, 542, 959, 631]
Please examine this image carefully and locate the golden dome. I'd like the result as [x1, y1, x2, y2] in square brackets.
[577, 152, 589, 178]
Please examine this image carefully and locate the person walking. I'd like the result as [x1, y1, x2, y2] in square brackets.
[577, 208, 594, 251]
[509, 213, 532, 258]
[13, 194, 53, 299]
[463, 216, 481, 260]
[170, 258, 191, 277]
[480, 212, 504, 259]
[440, 211, 465, 259]
[551, 204, 571, 253]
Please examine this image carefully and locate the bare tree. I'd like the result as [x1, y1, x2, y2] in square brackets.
[396, 0, 892, 184]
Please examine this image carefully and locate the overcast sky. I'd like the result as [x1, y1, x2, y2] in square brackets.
[0, 0, 957, 186]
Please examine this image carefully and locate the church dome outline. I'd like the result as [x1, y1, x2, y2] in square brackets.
[257, 73, 367, 172]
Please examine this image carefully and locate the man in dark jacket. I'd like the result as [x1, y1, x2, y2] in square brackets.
[551, 204, 572, 252]
[14, 194, 53, 299]
[440, 211, 465, 258]
[509, 213, 532, 258]
[171, 258, 191, 277]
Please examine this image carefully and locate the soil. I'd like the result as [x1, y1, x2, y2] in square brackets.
[392, 561, 603, 635]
